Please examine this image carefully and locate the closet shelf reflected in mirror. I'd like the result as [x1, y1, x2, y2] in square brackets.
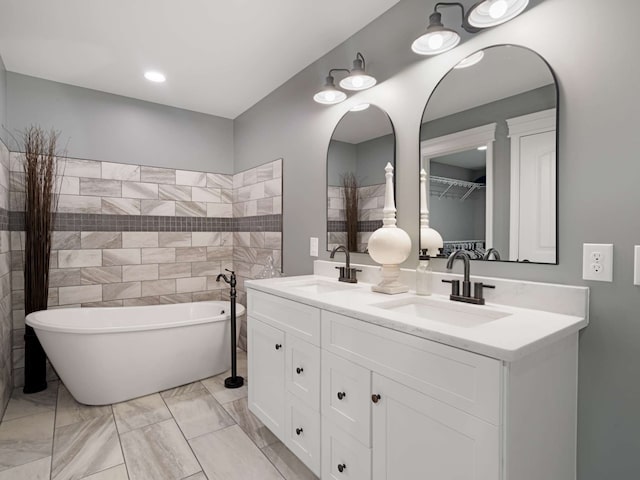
[430, 175, 485, 201]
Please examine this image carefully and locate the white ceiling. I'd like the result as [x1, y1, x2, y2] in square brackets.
[0, 0, 401, 119]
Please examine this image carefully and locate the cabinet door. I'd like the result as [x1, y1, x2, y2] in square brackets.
[372, 373, 499, 480]
[321, 350, 372, 446]
[322, 419, 371, 480]
[285, 394, 321, 476]
[248, 316, 286, 439]
[286, 336, 320, 410]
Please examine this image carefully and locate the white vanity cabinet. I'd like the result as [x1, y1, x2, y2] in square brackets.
[247, 290, 322, 475]
[247, 286, 581, 480]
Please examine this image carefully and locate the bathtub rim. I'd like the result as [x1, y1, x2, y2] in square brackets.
[26, 301, 246, 335]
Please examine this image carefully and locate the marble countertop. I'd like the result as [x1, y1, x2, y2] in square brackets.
[245, 274, 589, 362]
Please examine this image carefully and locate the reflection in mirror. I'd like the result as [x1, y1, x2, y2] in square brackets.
[327, 104, 395, 253]
[420, 45, 558, 264]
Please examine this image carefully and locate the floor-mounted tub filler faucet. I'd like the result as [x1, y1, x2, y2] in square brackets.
[330, 245, 361, 283]
[442, 250, 495, 305]
[216, 269, 244, 389]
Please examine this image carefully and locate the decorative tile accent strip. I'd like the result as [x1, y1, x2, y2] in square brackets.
[9, 212, 281, 232]
[0, 207, 8, 231]
[327, 220, 383, 232]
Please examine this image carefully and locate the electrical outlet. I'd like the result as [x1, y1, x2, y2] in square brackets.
[582, 243, 613, 282]
[634, 246, 640, 286]
[310, 237, 318, 257]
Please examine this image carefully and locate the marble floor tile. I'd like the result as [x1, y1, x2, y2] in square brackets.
[1, 382, 59, 422]
[189, 425, 283, 480]
[120, 419, 200, 480]
[112, 393, 172, 434]
[0, 410, 54, 471]
[0, 455, 51, 480]
[200, 374, 248, 405]
[160, 381, 205, 399]
[164, 390, 234, 439]
[222, 397, 277, 449]
[56, 385, 112, 428]
[52, 414, 123, 480]
[79, 463, 129, 479]
[183, 473, 207, 480]
[262, 441, 318, 480]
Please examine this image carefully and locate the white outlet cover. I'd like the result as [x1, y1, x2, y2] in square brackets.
[310, 237, 319, 257]
[634, 246, 640, 286]
[582, 243, 613, 282]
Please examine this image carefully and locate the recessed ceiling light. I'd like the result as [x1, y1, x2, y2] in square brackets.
[144, 71, 166, 83]
[477, 145, 488, 151]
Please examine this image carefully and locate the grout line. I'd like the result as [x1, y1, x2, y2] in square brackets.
[50, 382, 60, 480]
[110, 403, 132, 480]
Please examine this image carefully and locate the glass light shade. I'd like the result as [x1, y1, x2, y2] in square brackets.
[313, 88, 347, 105]
[467, 0, 529, 28]
[454, 50, 485, 69]
[339, 73, 376, 91]
[412, 29, 460, 55]
[144, 71, 166, 83]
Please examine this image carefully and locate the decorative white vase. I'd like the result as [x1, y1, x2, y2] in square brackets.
[368, 162, 411, 294]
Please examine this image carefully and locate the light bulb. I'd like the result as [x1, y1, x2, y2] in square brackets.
[352, 76, 364, 88]
[489, 0, 508, 19]
[325, 91, 336, 102]
[428, 34, 444, 50]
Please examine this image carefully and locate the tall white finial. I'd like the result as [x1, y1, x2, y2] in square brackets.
[382, 162, 397, 227]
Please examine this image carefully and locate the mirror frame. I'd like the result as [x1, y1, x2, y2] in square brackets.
[326, 104, 396, 254]
[419, 44, 560, 264]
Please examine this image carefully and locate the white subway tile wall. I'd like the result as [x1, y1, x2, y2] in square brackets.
[8, 155, 282, 387]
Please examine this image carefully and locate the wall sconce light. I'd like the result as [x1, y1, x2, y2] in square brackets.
[313, 52, 376, 105]
[412, 0, 529, 55]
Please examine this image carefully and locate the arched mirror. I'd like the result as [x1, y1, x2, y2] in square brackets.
[327, 104, 395, 253]
[420, 45, 558, 263]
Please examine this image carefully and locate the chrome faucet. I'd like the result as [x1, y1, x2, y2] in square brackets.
[330, 245, 361, 283]
[483, 248, 501, 261]
[442, 250, 495, 305]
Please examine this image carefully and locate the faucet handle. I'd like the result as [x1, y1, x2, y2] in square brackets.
[473, 282, 495, 303]
[442, 279, 460, 296]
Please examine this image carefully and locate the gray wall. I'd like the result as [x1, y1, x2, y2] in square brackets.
[233, 0, 640, 477]
[327, 140, 357, 186]
[355, 133, 393, 186]
[7, 73, 234, 173]
[0, 55, 7, 146]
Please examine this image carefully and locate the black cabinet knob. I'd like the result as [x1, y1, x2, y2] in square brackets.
[337, 391, 346, 400]
[338, 463, 346, 473]
[371, 393, 381, 404]
[296, 427, 303, 435]
[275, 344, 282, 350]
[296, 367, 304, 374]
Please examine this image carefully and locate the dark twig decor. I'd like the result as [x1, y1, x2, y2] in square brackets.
[341, 172, 359, 252]
[21, 126, 61, 393]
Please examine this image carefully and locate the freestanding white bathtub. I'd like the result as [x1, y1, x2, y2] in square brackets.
[26, 301, 245, 405]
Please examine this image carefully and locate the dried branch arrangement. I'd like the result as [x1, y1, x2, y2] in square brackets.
[341, 172, 359, 252]
[21, 125, 62, 393]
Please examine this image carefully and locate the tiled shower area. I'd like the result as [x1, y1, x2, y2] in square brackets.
[0, 139, 282, 403]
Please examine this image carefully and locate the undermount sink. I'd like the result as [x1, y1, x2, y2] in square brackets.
[282, 278, 359, 295]
[371, 296, 511, 328]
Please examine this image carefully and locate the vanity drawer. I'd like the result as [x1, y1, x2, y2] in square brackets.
[322, 418, 372, 480]
[286, 336, 320, 411]
[321, 350, 371, 447]
[285, 394, 321, 476]
[248, 289, 321, 345]
[321, 310, 502, 425]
